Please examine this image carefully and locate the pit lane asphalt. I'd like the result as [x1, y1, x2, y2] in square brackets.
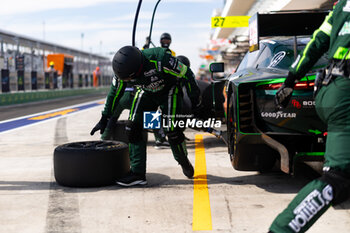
[0, 92, 107, 121]
[0, 97, 349, 233]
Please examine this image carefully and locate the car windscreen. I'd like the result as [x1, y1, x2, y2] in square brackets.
[254, 42, 328, 71]
[235, 49, 260, 72]
[255, 43, 295, 70]
[236, 40, 328, 73]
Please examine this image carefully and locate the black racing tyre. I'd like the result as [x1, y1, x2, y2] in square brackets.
[112, 120, 148, 144]
[54, 140, 130, 187]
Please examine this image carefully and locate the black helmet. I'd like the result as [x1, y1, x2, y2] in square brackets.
[177, 55, 190, 67]
[112, 46, 143, 80]
[160, 32, 172, 48]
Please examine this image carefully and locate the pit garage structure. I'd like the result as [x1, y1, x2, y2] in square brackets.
[208, 0, 337, 72]
[0, 28, 112, 93]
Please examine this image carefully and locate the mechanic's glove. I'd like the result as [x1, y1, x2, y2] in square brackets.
[274, 72, 297, 109]
[105, 116, 118, 132]
[90, 114, 109, 136]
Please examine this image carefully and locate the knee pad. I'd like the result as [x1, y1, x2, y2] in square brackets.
[125, 121, 143, 143]
[167, 131, 185, 145]
[319, 169, 350, 205]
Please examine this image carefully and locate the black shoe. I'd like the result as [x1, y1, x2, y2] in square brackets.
[154, 140, 170, 149]
[116, 171, 147, 187]
[179, 157, 194, 178]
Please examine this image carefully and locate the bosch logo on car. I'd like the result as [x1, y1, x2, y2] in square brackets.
[303, 101, 315, 107]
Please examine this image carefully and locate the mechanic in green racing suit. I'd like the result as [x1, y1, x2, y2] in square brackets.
[100, 33, 179, 148]
[96, 78, 170, 149]
[97, 82, 136, 139]
[91, 46, 201, 186]
[96, 54, 192, 149]
[272, 1, 350, 232]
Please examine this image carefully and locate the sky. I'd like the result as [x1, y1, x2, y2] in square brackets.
[0, 0, 223, 74]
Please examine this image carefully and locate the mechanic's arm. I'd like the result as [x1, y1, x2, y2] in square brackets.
[90, 76, 126, 135]
[183, 68, 201, 108]
[103, 76, 126, 116]
[275, 10, 333, 108]
[162, 54, 201, 107]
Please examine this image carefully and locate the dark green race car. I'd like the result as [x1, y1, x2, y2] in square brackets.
[224, 11, 330, 174]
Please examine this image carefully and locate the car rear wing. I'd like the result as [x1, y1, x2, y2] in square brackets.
[249, 11, 330, 53]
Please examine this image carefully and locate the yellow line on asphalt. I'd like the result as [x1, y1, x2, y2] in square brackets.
[193, 134, 212, 231]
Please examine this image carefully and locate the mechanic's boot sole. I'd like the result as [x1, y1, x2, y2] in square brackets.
[180, 158, 194, 178]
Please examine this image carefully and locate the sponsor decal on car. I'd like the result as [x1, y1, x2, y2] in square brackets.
[292, 100, 302, 109]
[303, 100, 315, 108]
[290, 100, 315, 109]
[261, 111, 296, 119]
[268, 51, 286, 68]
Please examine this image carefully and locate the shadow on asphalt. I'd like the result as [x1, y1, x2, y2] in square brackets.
[0, 173, 172, 192]
[2, 172, 349, 210]
[0, 171, 316, 194]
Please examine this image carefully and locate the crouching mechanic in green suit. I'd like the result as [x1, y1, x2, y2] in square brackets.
[91, 46, 201, 186]
[92, 79, 170, 149]
[271, 1, 350, 232]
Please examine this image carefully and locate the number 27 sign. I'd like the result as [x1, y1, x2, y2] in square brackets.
[211, 16, 250, 28]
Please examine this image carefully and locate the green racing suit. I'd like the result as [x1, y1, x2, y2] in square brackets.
[101, 47, 200, 175]
[270, 1, 350, 232]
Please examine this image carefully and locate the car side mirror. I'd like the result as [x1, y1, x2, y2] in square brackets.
[209, 62, 225, 81]
[209, 62, 224, 73]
